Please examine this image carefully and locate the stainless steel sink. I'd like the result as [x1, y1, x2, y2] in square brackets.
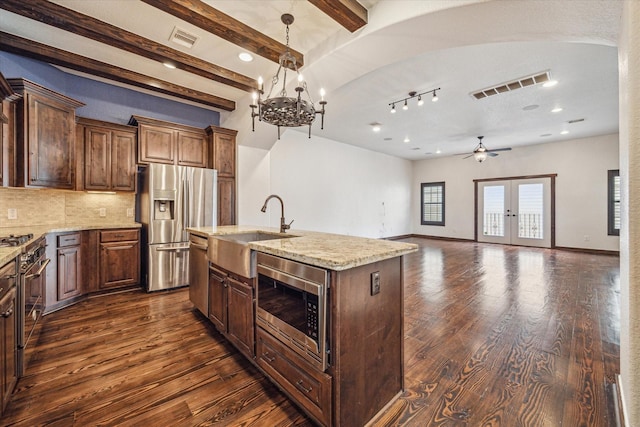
[207, 232, 296, 278]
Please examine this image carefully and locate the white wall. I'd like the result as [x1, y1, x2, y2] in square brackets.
[412, 134, 620, 251]
[237, 145, 271, 227]
[238, 130, 413, 238]
[619, 1, 639, 423]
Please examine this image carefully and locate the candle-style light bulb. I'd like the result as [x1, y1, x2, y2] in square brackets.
[320, 88, 326, 101]
[298, 74, 304, 83]
[252, 91, 258, 102]
[258, 76, 264, 91]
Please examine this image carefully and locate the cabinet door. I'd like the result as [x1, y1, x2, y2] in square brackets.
[84, 126, 111, 190]
[111, 130, 136, 191]
[177, 130, 207, 168]
[27, 92, 75, 189]
[57, 246, 82, 301]
[212, 132, 235, 177]
[138, 124, 175, 164]
[208, 268, 227, 331]
[227, 277, 254, 357]
[99, 240, 140, 290]
[218, 177, 236, 226]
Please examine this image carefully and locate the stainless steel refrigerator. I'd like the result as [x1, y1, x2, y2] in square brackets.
[139, 163, 217, 292]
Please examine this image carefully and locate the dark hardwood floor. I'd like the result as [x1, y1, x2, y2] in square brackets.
[0, 238, 620, 426]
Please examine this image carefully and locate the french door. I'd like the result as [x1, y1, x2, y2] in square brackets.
[477, 177, 553, 248]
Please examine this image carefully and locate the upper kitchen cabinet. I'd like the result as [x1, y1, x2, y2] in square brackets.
[129, 115, 207, 168]
[206, 126, 237, 178]
[76, 117, 137, 192]
[1, 72, 19, 187]
[9, 78, 84, 189]
[206, 126, 237, 226]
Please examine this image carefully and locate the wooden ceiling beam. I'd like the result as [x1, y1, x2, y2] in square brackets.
[141, 0, 304, 69]
[308, 0, 368, 32]
[0, 0, 256, 92]
[0, 32, 236, 111]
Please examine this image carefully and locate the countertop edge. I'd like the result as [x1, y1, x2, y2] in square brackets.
[0, 223, 142, 266]
[187, 226, 418, 271]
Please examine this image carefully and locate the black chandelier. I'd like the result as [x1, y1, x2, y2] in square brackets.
[250, 14, 327, 139]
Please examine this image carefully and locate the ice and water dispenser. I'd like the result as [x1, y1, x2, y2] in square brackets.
[153, 190, 175, 220]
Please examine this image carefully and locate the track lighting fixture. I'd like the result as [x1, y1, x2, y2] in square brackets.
[388, 88, 440, 113]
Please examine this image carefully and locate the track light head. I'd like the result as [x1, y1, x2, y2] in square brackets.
[402, 99, 408, 110]
[432, 91, 439, 102]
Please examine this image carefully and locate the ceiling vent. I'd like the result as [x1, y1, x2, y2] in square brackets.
[169, 27, 199, 48]
[568, 118, 585, 124]
[471, 71, 551, 100]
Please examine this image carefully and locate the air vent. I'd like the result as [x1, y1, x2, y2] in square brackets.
[471, 71, 551, 100]
[568, 118, 585, 124]
[169, 27, 199, 48]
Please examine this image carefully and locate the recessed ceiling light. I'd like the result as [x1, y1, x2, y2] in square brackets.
[371, 122, 381, 132]
[523, 104, 539, 111]
[543, 80, 558, 88]
[560, 130, 569, 135]
[551, 107, 563, 113]
[436, 149, 441, 154]
[403, 137, 410, 143]
[163, 62, 177, 69]
[238, 52, 254, 62]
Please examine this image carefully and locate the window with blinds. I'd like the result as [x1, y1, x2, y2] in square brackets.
[421, 182, 445, 226]
[608, 170, 620, 236]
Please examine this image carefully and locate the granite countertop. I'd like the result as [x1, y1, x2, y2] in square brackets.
[0, 223, 141, 266]
[187, 225, 418, 271]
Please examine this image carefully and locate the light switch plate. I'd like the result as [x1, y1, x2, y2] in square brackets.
[99, 208, 106, 217]
[371, 271, 380, 296]
[7, 208, 17, 220]
[127, 208, 133, 217]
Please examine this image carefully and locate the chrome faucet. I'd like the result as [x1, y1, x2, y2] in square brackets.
[260, 194, 293, 233]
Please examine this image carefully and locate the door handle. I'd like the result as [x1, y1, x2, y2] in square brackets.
[24, 258, 51, 280]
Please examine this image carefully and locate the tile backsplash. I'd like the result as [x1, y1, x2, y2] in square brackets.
[0, 187, 136, 228]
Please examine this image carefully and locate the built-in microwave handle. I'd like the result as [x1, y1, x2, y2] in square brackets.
[24, 258, 51, 280]
[257, 264, 323, 296]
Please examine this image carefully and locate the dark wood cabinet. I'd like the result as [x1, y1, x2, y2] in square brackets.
[208, 264, 254, 357]
[206, 126, 237, 226]
[130, 115, 207, 168]
[77, 117, 137, 192]
[1, 73, 18, 187]
[56, 233, 82, 302]
[9, 78, 84, 189]
[99, 229, 140, 290]
[208, 266, 227, 331]
[217, 177, 236, 226]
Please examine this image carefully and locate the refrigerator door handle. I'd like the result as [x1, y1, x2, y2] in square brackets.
[183, 179, 189, 229]
[156, 246, 190, 252]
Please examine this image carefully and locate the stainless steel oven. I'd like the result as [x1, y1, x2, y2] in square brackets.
[17, 236, 49, 377]
[256, 253, 329, 371]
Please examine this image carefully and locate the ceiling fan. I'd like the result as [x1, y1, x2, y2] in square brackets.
[463, 136, 512, 162]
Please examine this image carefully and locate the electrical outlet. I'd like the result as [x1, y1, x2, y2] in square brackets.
[99, 208, 106, 217]
[7, 208, 17, 220]
[127, 208, 133, 217]
[584, 235, 590, 242]
[371, 271, 381, 296]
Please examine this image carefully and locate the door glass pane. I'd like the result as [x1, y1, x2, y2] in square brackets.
[483, 186, 504, 236]
[518, 183, 543, 239]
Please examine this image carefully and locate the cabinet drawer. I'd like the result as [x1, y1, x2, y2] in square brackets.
[256, 329, 331, 426]
[57, 233, 81, 247]
[100, 229, 139, 243]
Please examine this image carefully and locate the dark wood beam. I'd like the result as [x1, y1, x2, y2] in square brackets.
[0, 32, 236, 111]
[0, 0, 256, 93]
[308, 0, 368, 32]
[141, 0, 304, 69]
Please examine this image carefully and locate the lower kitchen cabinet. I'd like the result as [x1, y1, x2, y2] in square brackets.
[44, 228, 140, 313]
[208, 264, 254, 358]
[99, 229, 140, 290]
[0, 258, 18, 416]
[56, 233, 83, 302]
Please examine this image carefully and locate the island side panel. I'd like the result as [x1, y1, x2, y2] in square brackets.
[330, 256, 404, 426]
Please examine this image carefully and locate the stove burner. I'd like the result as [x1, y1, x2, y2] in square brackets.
[0, 233, 34, 248]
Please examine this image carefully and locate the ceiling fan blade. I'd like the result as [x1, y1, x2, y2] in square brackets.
[462, 153, 474, 159]
[487, 147, 512, 152]
[487, 152, 499, 157]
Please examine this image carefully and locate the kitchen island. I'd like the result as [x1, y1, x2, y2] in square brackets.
[187, 225, 417, 427]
